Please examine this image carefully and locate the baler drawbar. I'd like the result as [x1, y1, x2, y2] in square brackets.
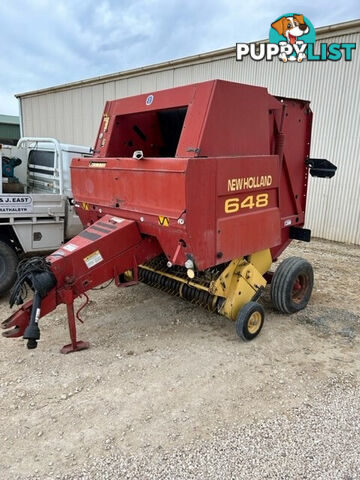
[2, 80, 336, 352]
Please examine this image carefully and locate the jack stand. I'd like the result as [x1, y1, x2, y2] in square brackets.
[60, 295, 89, 354]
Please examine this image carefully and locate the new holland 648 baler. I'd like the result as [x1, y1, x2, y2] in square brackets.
[2, 80, 336, 353]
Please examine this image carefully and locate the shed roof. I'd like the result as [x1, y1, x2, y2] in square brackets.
[0, 114, 20, 125]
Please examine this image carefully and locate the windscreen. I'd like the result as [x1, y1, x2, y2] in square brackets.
[28, 150, 55, 174]
[28, 149, 57, 192]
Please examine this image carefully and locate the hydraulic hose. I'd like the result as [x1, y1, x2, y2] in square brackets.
[23, 291, 41, 349]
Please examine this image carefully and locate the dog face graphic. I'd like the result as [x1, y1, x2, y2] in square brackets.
[271, 14, 309, 44]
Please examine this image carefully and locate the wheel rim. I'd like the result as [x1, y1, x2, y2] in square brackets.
[292, 273, 309, 303]
[247, 311, 262, 334]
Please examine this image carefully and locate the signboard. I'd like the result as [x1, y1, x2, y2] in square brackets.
[0, 195, 33, 213]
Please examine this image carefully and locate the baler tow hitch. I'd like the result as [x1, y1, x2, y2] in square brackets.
[2, 215, 162, 353]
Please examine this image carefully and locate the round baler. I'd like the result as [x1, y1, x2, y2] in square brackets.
[2, 80, 336, 352]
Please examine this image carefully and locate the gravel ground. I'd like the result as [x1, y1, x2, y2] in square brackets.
[0, 238, 359, 480]
[62, 375, 359, 480]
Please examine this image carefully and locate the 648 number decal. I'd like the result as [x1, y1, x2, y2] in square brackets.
[225, 193, 269, 214]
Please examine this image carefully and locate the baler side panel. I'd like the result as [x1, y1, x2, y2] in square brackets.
[215, 156, 281, 259]
[218, 209, 281, 258]
[277, 99, 312, 223]
[269, 99, 312, 259]
[177, 81, 215, 158]
[71, 157, 187, 218]
[198, 81, 272, 156]
[185, 158, 217, 270]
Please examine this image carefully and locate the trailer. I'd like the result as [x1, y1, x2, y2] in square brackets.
[2, 80, 336, 352]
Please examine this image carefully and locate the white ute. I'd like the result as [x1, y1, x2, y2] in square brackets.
[0, 137, 92, 294]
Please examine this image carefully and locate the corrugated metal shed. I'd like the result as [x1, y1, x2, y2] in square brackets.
[0, 114, 20, 145]
[16, 19, 360, 244]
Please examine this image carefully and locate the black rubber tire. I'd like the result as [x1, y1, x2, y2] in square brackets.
[236, 301, 265, 341]
[270, 257, 314, 314]
[0, 241, 19, 295]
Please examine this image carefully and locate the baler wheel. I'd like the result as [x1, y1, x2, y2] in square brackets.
[270, 257, 314, 314]
[235, 302, 265, 341]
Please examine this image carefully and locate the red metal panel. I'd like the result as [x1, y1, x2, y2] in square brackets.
[215, 155, 281, 260]
[185, 157, 217, 269]
[216, 156, 280, 196]
[49, 216, 144, 286]
[198, 81, 276, 156]
[218, 209, 281, 259]
[279, 98, 312, 221]
[72, 157, 187, 218]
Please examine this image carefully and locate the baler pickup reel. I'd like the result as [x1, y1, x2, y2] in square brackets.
[2, 80, 336, 353]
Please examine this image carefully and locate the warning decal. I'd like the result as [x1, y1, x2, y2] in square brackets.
[82, 202, 89, 211]
[84, 250, 103, 269]
[158, 216, 170, 227]
[63, 243, 78, 252]
[89, 161, 107, 168]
